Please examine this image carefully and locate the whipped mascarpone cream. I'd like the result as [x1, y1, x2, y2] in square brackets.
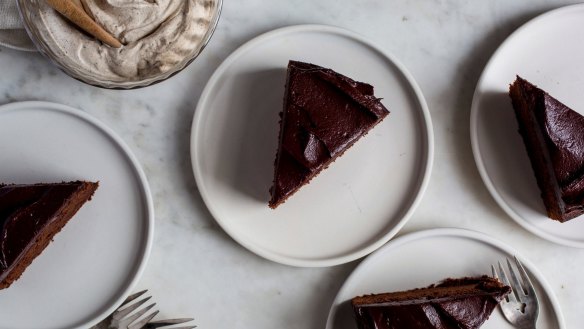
[30, 0, 217, 83]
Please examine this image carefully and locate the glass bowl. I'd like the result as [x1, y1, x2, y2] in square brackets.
[17, 0, 222, 89]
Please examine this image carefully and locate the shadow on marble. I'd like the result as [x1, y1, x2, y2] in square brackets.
[327, 299, 355, 329]
[448, 6, 559, 218]
[300, 261, 360, 329]
[211, 68, 287, 202]
[176, 24, 308, 216]
[478, 91, 543, 214]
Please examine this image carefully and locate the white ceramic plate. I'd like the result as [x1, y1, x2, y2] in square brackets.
[471, 4, 584, 248]
[0, 102, 153, 329]
[191, 25, 433, 267]
[326, 228, 565, 329]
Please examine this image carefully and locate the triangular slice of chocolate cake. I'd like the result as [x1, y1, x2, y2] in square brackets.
[269, 60, 390, 208]
[510, 76, 584, 222]
[0, 181, 98, 289]
[351, 276, 511, 329]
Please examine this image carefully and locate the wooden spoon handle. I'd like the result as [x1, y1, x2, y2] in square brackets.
[45, 0, 122, 48]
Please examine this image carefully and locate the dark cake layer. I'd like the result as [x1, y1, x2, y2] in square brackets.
[510, 76, 584, 221]
[269, 60, 389, 208]
[0, 181, 98, 289]
[351, 276, 510, 329]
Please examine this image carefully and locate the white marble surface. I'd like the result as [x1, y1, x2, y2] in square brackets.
[2, 0, 584, 328]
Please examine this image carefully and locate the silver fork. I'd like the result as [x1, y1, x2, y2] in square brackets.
[491, 256, 539, 329]
[91, 290, 196, 329]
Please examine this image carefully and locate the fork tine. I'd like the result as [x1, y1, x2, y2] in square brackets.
[123, 303, 156, 326]
[145, 325, 196, 329]
[506, 258, 524, 302]
[147, 318, 195, 326]
[104, 291, 197, 329]
[128, 310, 160, 329]
[113, 296, 153, 320]
[143, 318, 196, 329]
[497, 261, 517, 303]
[514, 256, 536, 296]
[492, 258, 539, 327]
[491, 264, 502, 299]
[121, 290, 148, 307]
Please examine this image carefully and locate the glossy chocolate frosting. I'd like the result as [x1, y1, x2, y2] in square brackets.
[540, 93, 584, 202]
[352, 277, 510, 329]
[511, 76, 584, 219]
[0, 183, 83, 280]
[270, 61, 389, 207]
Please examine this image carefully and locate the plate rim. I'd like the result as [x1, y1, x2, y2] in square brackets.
[0, 101, 154, 329]
[190, 24, 434, 267]
[470, 3, 584, 248]
[325, 227, 566, 329]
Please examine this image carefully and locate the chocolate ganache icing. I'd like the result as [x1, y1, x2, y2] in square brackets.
[351, 277, 510, 329]
[0, 184, 79, 279]
[0, 181, 100, 291]
[269, 61, 389, 208]
[282, 61, 387, 169]
[541, 93, 584, 202]
[510, 76, 584, 221]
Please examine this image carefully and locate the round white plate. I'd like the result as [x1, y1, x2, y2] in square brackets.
[326, 228, 565, 329]
[0, 102, 153, 329]
[191, 25, 433, 267]
[471, 4, 584, 248]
